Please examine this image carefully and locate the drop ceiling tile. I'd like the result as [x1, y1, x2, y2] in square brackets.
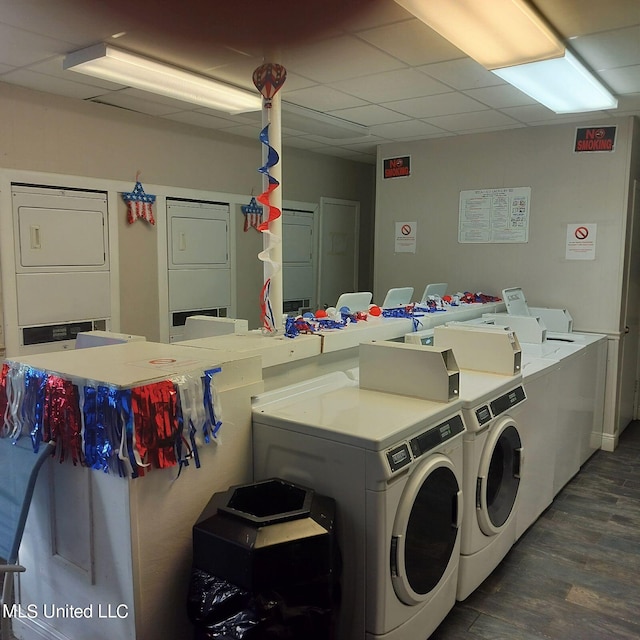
[383, 92, 488, 118]
[418, 58, 505, 91]
[498, 104, 559, 123]
[0, 22, 73, 66]
[28, 55, 126, 91]
[283, 136, 327, 150]
[162, 110, 243, 130]
[370, 119, 447, 139]
[0, 2, 123, 45]
[357, 18, 462, 66]
[341, 138, 386, 154]
[201, 56, 275, 92]
[570, 25, 640, 71]
[613, 92, 640, 110]
[463, 85, 537, 109]
[533, 0, 640, 38]
[213, 123, 258, 139]
[90, 90, 190, 116]
[283, 35, 405, 83]
[600, 65, 640, 94]
[500, 104, 612, 125]
[327, 104, 410, 126]
[283, 85, 367, 111]
[330, 68, 449, 102]
[341, 1, 414, 31]
[311, 144, 370, 160]
[0, 68, 109, 99]
[424, 110, 522, 133]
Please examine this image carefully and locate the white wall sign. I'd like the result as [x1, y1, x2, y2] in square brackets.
[566, 223, 597, 260]
[395, 221, 417, 253]
[459, 186, 530, 243]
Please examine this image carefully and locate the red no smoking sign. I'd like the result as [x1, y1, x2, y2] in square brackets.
[574, 226, 589, 240]
[566, 223, 596, 260]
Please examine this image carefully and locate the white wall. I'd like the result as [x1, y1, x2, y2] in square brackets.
[0, 82, 375, 335]
[374, 117, 638, 334]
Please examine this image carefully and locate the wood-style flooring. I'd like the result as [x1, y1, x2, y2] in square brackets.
[431, 421, 640, 640]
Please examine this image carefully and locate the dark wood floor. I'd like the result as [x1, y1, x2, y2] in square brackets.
[431, 421, 640, 640]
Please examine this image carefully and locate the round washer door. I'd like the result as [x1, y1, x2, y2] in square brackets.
[476, 416, 522, 536]
[390, 453, 462, 605]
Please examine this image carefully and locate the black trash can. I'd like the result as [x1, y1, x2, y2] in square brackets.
[188, 478, 339, 640]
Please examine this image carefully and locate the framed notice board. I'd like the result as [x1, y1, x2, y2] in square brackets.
[458, 187, 530, 243]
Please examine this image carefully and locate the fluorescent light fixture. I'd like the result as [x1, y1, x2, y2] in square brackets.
[64, 43, 261, 114]
[393, 0, 565, 69]
[394, 0, 617, 114]
[493, 50, 618, 113]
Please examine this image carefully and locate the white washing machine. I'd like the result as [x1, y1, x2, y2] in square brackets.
[460, 312, 607, 497]
[456, 370, 526, 601]
[517, 331, 607, 494]
[515, 355, 561, 539]
[252, 372, 466, 640]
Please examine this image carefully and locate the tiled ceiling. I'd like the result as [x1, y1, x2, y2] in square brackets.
[0, 0, 639, 165]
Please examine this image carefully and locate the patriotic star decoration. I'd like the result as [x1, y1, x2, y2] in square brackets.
[123, 181, 156, 225]
[241, 196, 263, 232]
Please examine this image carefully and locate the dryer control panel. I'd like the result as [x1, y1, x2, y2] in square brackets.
[490, 385, 526, 417]
[384, 413, 465, 474]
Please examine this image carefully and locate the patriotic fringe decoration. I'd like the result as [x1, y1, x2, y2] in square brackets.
[0, 362, 224, 478]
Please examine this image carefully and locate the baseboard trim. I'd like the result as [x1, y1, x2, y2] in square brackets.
[601, 432, 619, 452]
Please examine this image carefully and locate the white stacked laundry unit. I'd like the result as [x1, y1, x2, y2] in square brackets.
[5, 185, 114, 356]
[167, 199, 231, 342]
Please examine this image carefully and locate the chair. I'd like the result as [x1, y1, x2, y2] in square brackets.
[0, 438, 55, 640]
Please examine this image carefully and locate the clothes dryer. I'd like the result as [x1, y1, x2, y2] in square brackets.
[456, 370, 526, 601]
[252, 374, 466, 640]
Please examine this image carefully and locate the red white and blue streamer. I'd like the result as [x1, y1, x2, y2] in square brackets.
[256, 124, 281, 333]
[0, 363, 225, 479]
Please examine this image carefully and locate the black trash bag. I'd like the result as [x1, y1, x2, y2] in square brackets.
[188, 570, 336, 640]
[187, 569, 254, 627]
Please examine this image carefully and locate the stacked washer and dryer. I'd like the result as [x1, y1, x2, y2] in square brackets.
[252, 342, 467, 640]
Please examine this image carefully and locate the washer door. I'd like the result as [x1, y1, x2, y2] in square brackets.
[476, 417, 523, 536]
[390, 453, 463, 605]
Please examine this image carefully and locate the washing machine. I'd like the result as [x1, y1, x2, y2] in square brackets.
[462, 310, 607, 497]
[514, 355, 561, 539]
[530, 332, 607, 494]
[252, 372, 466, 640]
[455, 370, 526, 601]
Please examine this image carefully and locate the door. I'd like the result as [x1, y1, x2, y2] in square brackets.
[282, 208, 315, 311]
[476, 417, 522, 535]
[317, 197, 359, 309]
[619, 180, 640, 427]
[390, 454, 462, 604]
